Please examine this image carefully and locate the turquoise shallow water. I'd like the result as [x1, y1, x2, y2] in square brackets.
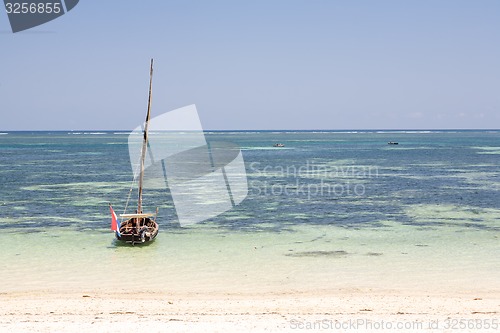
[0, 130, 499, 293]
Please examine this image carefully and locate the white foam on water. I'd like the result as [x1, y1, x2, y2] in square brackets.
[241, 147, 294, 150]
[475, 146, 500, 154]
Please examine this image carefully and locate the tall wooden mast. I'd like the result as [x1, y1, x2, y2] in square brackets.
[138, 59, 154, 214]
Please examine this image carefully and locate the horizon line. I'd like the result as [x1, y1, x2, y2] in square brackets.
[1, 128, 500, 132]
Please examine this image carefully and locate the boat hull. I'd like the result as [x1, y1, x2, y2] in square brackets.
[115, 217, 159, 245]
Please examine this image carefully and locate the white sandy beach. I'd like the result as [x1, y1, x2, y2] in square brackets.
[1, 224, 499, 332]
[1, 289, 498, 332]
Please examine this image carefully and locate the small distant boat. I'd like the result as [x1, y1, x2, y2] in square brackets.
[109, 59, 159, 245]
[273, 143, 285, 147]
[388, 141, 399, 145]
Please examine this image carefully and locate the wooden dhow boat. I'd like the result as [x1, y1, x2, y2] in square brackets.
[110, 59, 159, 245]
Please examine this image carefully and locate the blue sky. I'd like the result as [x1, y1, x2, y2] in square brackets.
[1, 0, 499, 130]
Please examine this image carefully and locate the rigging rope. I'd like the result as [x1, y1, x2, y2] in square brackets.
[123, 144, 144, 215]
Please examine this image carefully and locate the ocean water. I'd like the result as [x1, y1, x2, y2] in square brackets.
[0, 130, 499, 294]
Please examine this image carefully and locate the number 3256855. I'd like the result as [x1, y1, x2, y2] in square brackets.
[5, 2, 62, 14]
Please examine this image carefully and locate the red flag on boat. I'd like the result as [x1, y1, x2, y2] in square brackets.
[109, 205, 121, 236]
